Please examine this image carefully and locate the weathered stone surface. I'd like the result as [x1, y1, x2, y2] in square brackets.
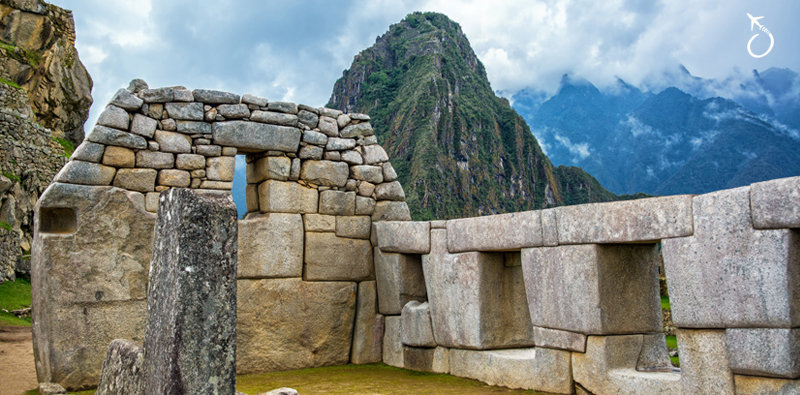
[97, 105, 130, 130]
[304, 213, 335, 232]
[572, 335, 680, 394]
[335, 215, 371, 239]
[111, 88, 143, 110]
[733, 375, 800, 394]
[337, 114, 351, 128]
[540, 208, 558, 246]
[136, 151, 174, 169]
[154, 130, 191, 153]
[251, 110, 298, 126]
[87, 125, 147, 150]
[726, 328, 800, 378]
[54, 160, 116, 185]
[32, 184, 153, 388]
[102, 146, 135, 168]
[372, 201, 411, 221]
[302, 130, 328, 145]
[403, 346, 449, 374]
[258, 180, 318, 214]
[350, 281, 383, 364]
[71, 141, 105, 163]
[238, 213, 303, 278]
[375, 221, 430, 254]
[213, 121, 301, 152]
[401, 301, 435, 347]
[222, 147, 237, 156]
[556, 195, 693, 244]
[192, 89, 239, 104]
[533, 326, 586, 352]
[350, 165, 383, 184]
[424, 229, 535, 349]
[362, 144, 388, 164]
[139, 87, 174, 103]
[636, 333, 673, 372]
[237, 278, 356, 373]
[130, 114, 157, 138]
[382, 162, 397, 182]
[298, 145, 323, 160]
[297, 110, 319, 128]
[241, 93, 267, 106]
[678, 329, 735, 394]
[662, 187, 800, 328]
[356, 196, 375, 215]
[521, 244, 662, 334]
[96, 339, 143, 395]
[751, 176, 800, 229]
[142, 189, 237, 395]
[350, 113, 370, 121]
[199, 181, 232, 190]
[383, 316, 404, 368]
[375, 181, 405, 201]
[247, 156, 290, 183]
[325, 137, 356, 151]
[340, 122, 373, 138]
[207, 156, 235, 181]
[318, 116, 338, 136]
[173, 88, 193, 102]
[175, 153, 206, 170]
[341, 150, 363, 164]
[318, 190, 355, 216]
[300, 160, 349, 187]
[196, 144, 222, 156]
[447, 211, 542, 252]
[304, 232, 372, 281]
[217, 104, 250, 119]
[165, 102, 203, 120]
[146, 192, 159, 212]
[450, 348, 573, 393]
[113, 168, 157, 192]
[267, 101, 298, 114]
[373, 248, 426, 315]
[177, 120, 211, 134]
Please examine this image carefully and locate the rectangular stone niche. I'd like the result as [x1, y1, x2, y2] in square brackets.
[38, 207, 77, 234]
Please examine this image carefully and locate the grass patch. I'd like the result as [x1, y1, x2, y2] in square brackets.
[670, 355, 680, 367]
[0, 76, 21, 89]
[665, 335, 677, 349]
[0, 277, 32, 326]
[0, 221, 12, 232]
[660, 296, 671, 311]
[52, 136, 75, 157]
[2, 170, 20, 183]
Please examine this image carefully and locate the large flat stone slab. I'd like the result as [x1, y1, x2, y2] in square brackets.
[238, 213, 303, 278]
[213, 121, 301, 152]
[350, 281, 383, 364]
[373, 248, 426, 315]
[555, 195, 693, 244]
[374, 221, 430, 254]
[450, 348, 573, 393]
[733, 375, 800, 394]
[237, 278, 356, 373]
[403, 346, 449, 374]
[533, 326, 586, 352]
[383, 316, 404, 368]
[662, 187, 800, 328]
[726, 328, 800, 379]
[304, 232, 372, 281]
[678, 329, 735, 394]
[446, 211, 542, 252]
[750, 176, 800, 229]
[258, 180, 318, 214]
[522, 244, 662, 334]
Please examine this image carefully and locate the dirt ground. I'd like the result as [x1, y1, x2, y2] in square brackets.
[0, 326, 37, 395]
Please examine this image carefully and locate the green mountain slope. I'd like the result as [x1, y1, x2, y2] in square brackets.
[328, 12, 617, 220]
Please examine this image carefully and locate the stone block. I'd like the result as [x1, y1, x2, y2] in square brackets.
[213, 121, 300, 152]
[533, 326, 586, 352]
[358, 181, 375, 196]
[304, 214, 335, 232]
[350, 165, 383, 184]
[362, 144, 388, 163]
[423, 229, 535, 349]
[373, 248, 427, 315]
[222, 147, 237, 156]
[355, 196, 375, 215]
[136, 151, 174, 169]
[383, 316, 404, 368]
[302, 130, 328, 145]
[71, 141, 105, 163]
[340, 122, 374, 138]
[403, 346, 449, 374]
[522, 244, 662, 334]
[341, 150, 362, 164]
[733, 375, 800, 394]
[447, 211, 542, 252]
[217, 103, 250, 118]
[298, 145, 323, 160]
[335, 215, 371, 239]
[450, 348, 573, 393]
[318, 116, 338, 136]
[131, 114, 158, 138]
[374, 181, 405, 201]
[165, 102, 204, 120]
[326, 137, 356, 151]
[87, 125, 147, 150]
[38, 382, 67, 394]
[110, 88, 143, 110]
[382, 163, 397, 182]
[241, 93, 267, 106]
[142, 189, 237, 394]
[176, 120, 211, 134]
[572, 335, 680, 394]
[173, 88, 193, 101]
[102, 146, 135, 168]
[298, 110, 319, 128]
[207, 156, 235, 181]
[258, 180, 318, 214]
[199, 181, 232, 190]
[319, 190, 355, 216]
[247, 156, 290, 183]
[250, 110, 298, 126]
[304, 232, 372, 281]
[374, 221, 430, 254]
[337, 114, 351, 128]
[401, 301, 435, 347]
[97, 105, 130, 130]
[140, 87, 174, 102]
[350, 281, 383, 364]
[245, 184, 258, 212]
[751, 176, 800, 229]
[96, 339, 143, 395]
[237, 278, 356, 373]
[196, 144, 222, 156]
[54, 160, 116, 185]
[146, 192, 159, 212]
[157, 169, 191, 187]
[238, 213, 303, 278]
[113, 168, 157, 192]
[267, 101, 298, 114]
[175, 153, 206, 170]
[154, 130, 191, 153]
[636, 333, 673, 372]
[555, 195, 693, 244]
[541, 208, 558, 246]
[372, 201, 411, 221]
[662, 187, 800, 328]
[192, 89, 239, 104]
[300, 160, 349, 187]
[678, 329, 735, 394]
[726, 328, 800, 378]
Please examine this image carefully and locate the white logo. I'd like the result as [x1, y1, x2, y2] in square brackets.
[746, 13, 774, 58]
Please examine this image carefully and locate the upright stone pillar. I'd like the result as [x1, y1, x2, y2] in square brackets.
[142, 188, 238, 394]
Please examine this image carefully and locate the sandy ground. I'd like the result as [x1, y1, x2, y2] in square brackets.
[0, 326, 37, 395]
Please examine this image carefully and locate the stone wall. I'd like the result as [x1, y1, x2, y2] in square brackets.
[32, 82, 409, 389]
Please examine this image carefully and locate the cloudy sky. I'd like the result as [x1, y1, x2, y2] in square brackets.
[54, 0, 800, 127]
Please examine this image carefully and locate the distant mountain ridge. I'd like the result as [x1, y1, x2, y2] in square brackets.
[327, 12, 620, 220]
[511, 67, 800, 195]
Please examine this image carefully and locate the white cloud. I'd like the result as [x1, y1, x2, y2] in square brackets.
[553, 134, 590, 160]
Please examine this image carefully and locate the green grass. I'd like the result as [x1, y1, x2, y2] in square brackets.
[52, 136, 75, 157]
[0, 277, 32, 326]
[660, 296, 671, 311]
[0, 76, 21, 89]
[665, 335, 677, 349]
[0, 221, 12, 232]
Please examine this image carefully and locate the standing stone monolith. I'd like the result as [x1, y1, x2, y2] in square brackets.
[142, 188, 238, 394]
